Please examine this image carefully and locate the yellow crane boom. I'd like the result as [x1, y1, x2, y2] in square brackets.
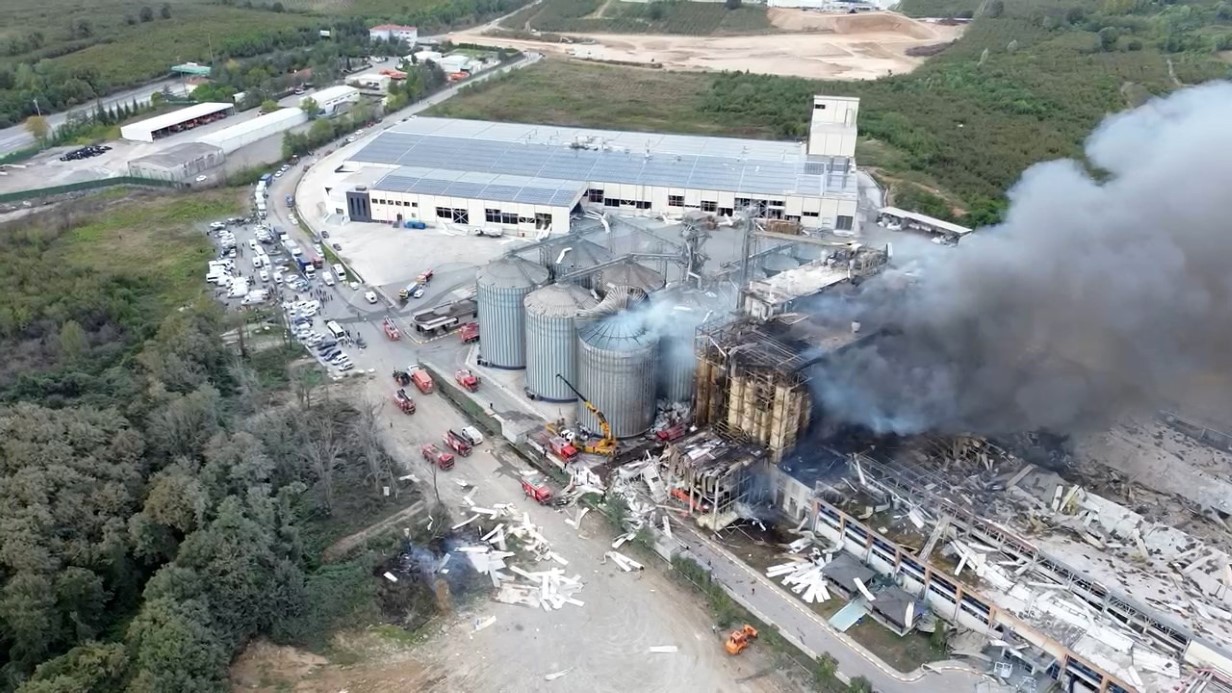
[556, 374, 617, 456]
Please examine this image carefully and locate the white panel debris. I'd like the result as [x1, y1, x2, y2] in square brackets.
[648, 646, 678, 653]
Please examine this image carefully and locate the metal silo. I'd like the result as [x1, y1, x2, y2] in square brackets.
[596, 259, 666, 295]
[577, 313, 658, 438]
[524, 283, 598, 402]
[554, 239, 613, 288]
[475, 257, 550, 369]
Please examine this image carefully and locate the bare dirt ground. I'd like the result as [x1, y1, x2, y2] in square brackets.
[231, 375, 800, 693]
[451, 10, 964, 79]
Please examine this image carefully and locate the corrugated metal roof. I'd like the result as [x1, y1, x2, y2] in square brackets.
[130, 142, 223, 168]
[525, 283, 597, 316]
[598, 260, 665, 292]
[350, 117, 857, 199]
[578, 312, 656, 351]
[123, 102, 232, 135]
[477, 257, 549, 289]
[197, 108, 305, 147]
[373, 166, 584, 207]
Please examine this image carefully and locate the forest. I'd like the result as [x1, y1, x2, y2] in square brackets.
[0, 192, 414, 691]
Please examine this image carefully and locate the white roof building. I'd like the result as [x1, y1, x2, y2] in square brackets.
[119, 102, 234, 142]
[341, 103, 862, 234]
[368, 23, 418, 45]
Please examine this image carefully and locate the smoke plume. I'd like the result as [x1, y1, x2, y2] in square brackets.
[809, 82, 1232, 436]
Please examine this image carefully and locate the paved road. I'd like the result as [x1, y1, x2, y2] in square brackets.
[0, 77, 190, 155]
[680, 527, 991, 692]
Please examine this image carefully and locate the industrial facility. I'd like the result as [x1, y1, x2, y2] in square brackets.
[330, 94, 861, 235]
[197, 107, 308, 154]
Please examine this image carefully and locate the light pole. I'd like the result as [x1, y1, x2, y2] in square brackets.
[31, 98, 41, 117]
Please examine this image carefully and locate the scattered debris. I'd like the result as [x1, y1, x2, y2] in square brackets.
[648, 645, 678, 653]
[544, 671, 569, 681]
[605, 550, 644, 572]
[382, 572, 399, 583]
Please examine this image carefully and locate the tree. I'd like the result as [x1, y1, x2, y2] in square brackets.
[25, 115, 49, 142]
[126, 598, 228, 692]
[272, 1, 285, 10]
[1098, 26, 1119, 51]
[724, 0, 741, 8]
[19, 641, 129, 693]
[125, 14, 136, 25]
[299, 96, 320, 119]
[985, 0, 1004, 17]
[75, 20, 92, 38]
[848, 676, 873, 693]
[56, 320, 88, 363]
[649, 1, 667, 18]
[139, 6, 154, 22]
[814, 653, 838, 686]
[260, 99, 279, 114]
[160, 3, 172, 19]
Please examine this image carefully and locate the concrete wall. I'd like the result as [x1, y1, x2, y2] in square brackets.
[366, 188, 575, 235]
[584, 181, 858, 232]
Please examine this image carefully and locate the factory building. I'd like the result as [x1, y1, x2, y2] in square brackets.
[311, 85, 360, 117]
[128, 142, 225, 182]
[368, 23, 418, 45]
[340, 96, 861, 233]
[196, 108, 307, 154]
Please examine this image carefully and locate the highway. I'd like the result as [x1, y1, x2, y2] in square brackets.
[0, 77, 189, 156]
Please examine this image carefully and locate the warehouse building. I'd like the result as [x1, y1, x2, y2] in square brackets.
[368, 23, 418, 45]
[337, 95, 861, 234]
[128, 142, 225, 182]
[312, 85, 361, 116]
[197, 108, 308, 154]
[120, 102, 234, 142]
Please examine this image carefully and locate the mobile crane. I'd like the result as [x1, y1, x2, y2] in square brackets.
[555, 374, 617, 457]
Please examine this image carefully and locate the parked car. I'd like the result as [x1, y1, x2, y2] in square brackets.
[364, 290, 378, 304]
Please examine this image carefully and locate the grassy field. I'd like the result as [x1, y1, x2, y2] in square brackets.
[430, 59, 779, 137]
[502, 0, 775, 35]
[435, 0, 1232, 226]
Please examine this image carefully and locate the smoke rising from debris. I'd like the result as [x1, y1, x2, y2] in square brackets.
[809, 82, 1232, 436]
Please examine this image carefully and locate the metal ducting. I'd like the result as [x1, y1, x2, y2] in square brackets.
[524, 283, 598, 402]
[475, 257, 550, 368]
[577, 313, 658, 438]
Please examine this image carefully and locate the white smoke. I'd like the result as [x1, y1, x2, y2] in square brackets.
[808, 81, 1232, 435]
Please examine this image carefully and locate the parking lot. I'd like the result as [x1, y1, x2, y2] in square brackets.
[201, 205, 394, 378]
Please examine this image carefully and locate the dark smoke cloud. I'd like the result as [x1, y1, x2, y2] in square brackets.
[808, 82, 1232, 436]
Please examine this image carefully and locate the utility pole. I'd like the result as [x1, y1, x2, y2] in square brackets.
[31, 98, 41, 117]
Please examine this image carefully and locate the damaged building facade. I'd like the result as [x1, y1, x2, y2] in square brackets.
[771, 437, 1232, 693]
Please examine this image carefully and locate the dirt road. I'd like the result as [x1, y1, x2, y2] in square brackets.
[450, 11, 964, 79]
[368, 377, 793, 692]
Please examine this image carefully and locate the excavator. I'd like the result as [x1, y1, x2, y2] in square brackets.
[554, 374, 617, 457]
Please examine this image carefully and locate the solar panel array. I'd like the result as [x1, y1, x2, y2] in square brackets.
[352, 118, 857, 199]
[374, 166, 585, 206]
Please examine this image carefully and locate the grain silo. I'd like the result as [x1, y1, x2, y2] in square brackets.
[524, 283, 599, 401]
[577, 313, 658, 438]
[654, 289, 715, 404]
[553, 239, 613, 288]
[596, 259, 665, 295]
[475, 257, 549, 368]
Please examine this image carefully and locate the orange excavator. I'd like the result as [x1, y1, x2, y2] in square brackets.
[724, 625, 758, 655]
[555, 374, 617, 457]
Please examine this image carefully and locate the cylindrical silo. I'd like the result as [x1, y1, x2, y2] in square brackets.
[475, 257, 550, 369]
[655, 290, 714, 403]
[555, 239, 613, 288]
[577, 313, 658, 438]
[524, 283, 598, 402]
[596, 259, 665, 295]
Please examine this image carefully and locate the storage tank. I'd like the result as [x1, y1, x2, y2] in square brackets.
[475, 257, 549, 368]
[596, 259, 665, 295]
[577, 313, 658, 438]
[524, 283, 598, 402]
[554, 239, 613, 288]
[653, 290, 715, 403]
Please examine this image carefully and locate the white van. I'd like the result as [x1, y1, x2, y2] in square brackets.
[325, 320, 346, 339]
[364, 290, 378, 304]
[321, 271, 335, 286]
[332, 264, 346, 281]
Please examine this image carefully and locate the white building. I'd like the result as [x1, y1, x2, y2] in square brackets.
[337, 97, 861, 234]
[196, 108, 308, 154]
[368, 23, 418, 45]
[807, 95, 859, 158]
[411, 50, 442, 64]
[119, 102, 234, 142]
[310, 85, 361, 116]
[347, 72, 392, 93]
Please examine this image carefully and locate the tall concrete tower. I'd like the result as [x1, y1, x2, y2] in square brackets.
[807, 95, 860, 158]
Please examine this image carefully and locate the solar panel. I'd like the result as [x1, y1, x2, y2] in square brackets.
[352, 120, 858, 199]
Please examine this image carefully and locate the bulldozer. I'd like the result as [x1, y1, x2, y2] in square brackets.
[555, 374, 616, 457]
[724, 624, 758, 655]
